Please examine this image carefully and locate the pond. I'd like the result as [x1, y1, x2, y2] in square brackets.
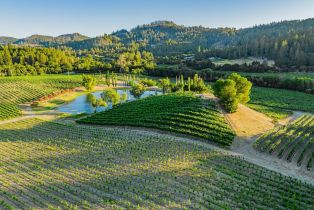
[57, 89, 162, 114]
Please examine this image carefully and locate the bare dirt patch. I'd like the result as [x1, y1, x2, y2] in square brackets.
[225, 104, 274, 137]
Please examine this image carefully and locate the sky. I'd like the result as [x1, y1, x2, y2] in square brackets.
[1, 0, 314, 38]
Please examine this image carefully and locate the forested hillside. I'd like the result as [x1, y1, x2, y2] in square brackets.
[0, 45, 107, 75]
[121, 19, 314, 67]
[0, 44, 155, 76]
[206, 19, 314, 67]
[1, 18, 314, 68]
[0, 36, 18, 45]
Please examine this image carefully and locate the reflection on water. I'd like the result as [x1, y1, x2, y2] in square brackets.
[57, 89, 161, 114]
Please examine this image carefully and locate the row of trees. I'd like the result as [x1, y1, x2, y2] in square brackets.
[149, 66, 314, 93]
[159, 74, 208, 94]
[82, 72, 119, 92]
[103, 71, 118, 87]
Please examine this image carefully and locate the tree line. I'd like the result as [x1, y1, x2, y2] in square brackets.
[149, 66, 314, 94]
[0, 45, 106, 76]
[0, 45, 156, 76]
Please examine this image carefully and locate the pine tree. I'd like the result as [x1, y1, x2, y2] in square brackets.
[3, 47, 12, 65]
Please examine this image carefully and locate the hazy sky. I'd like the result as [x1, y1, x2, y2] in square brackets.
[1, 0, 314, 38]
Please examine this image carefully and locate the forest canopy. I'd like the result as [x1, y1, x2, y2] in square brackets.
[0, 45, 156, 76]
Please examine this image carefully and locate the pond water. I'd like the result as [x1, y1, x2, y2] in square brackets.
[57, 89, 162, 114]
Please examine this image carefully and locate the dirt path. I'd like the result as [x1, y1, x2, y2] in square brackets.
[0, 115, 33, 125]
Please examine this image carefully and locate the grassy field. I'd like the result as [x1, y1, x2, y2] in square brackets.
[0, 118, 313, 209]
[248, 86, 314, 120]
[0, 75, 82, 120]
[247, 104, 293, 121]
[78, 93, 235, 146]
[254, 115, 314, 170]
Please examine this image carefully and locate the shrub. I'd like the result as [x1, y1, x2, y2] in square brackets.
[189, 74, 208, 93]
[102, 88, 120, 105]
[158, 77, 171, 93]
[130, 83, 146, 98]
[82, 75, 96, 92]
[140, 78, 156, 87]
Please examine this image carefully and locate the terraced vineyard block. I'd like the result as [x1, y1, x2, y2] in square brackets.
[0, 75, 81, 120]
[78, 93, 235, 146]
[254, 115, 314, 171]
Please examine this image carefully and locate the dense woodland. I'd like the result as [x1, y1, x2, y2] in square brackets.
[0, 45, 107, 75]
[203, 28, 314, 67]
[126, 19, 314, 68]
[0, 44, 155, 76]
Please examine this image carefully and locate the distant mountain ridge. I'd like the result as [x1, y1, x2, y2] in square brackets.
[0, 36, 18, 45]
[0, 33, 90, 46]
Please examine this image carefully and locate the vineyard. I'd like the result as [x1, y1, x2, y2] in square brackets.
[249, 86, 314, 120]
[0, 118, 313, 209]
[78, 93, 235, 146]
[0, 75, 81, 120]
[254, 115, 314, 171]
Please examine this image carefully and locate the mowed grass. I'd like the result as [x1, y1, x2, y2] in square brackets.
[78, 93, 235, 146]
[254, 115, 314, 170]
[247, 104, 293, 121]
[0, 118, 313, 209]
[0, 75, 82, 120]
[249, 86, 314, 120]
